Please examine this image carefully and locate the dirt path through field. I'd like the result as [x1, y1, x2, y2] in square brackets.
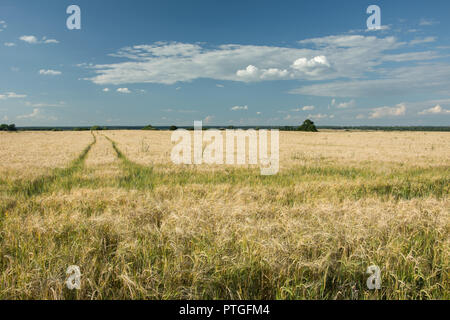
[83, 133, 123, 179]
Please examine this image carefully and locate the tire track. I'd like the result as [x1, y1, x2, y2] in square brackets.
[6, 132, 97, 197]
[104, 134, 155, 190]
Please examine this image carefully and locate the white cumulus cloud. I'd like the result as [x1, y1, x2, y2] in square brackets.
[370, 103, 406, 119]
[236, 65, 290, 81]
[292, 56, 331, 76]
[236, 65, 259, 79]
[418, 105, 450, 115]
[82, 35, 450, 102]
[336, 100, 356, 109]
[117, 88, 131, 94]
[86, 41, 337, 85]
[20, 35, 39, 44]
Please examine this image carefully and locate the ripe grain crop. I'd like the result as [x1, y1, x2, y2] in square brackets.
[0, 130, 448, 300]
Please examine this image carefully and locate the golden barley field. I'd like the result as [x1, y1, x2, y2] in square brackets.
[0, 130, 448, 300]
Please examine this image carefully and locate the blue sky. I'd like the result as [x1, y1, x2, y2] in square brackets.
[1, 0, 450, 126]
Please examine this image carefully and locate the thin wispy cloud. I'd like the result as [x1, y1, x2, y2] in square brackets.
[0, 92, 27, 99]
[42, 37, 59, 44]
[39, 69, 62, 76]
[292, 63, 450, 98]
[291, 106, 315, 111]
[231, 105, 248, 111]
[307, 113, 329, 119]
[335, 100, 355, 109]
[25, 101, 66, 108]
[409, 37, 436, 46]
[20, 35, 59, 45]
[17, 108, 40, 119]
[204, 115, 214, 124]
[419, 18, 439, 26]
[0, 20, 6, 32]
[17, 108, 58, 121]
[163, 109, 198, 113]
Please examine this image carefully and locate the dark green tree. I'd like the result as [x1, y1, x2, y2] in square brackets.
[1, 124, 17, 131]
[142, 124, 157, 130]
[297, 119, 318, 132]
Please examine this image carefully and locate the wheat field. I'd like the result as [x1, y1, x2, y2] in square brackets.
[0, 130, 448, 300]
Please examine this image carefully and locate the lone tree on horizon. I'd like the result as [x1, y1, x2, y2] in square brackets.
[298, 119, 318, 132]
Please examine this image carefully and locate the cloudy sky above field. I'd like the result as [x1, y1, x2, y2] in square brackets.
[1, 0, 450, 126]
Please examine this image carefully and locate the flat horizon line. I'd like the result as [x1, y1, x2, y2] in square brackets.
[9, 125, 450, 132]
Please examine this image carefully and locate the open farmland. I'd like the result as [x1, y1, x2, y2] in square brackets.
[0, 130, 448, 300]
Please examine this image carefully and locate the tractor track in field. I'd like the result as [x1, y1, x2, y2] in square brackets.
[3, 132, 155, 197]
[103, 134, 155, 190]
[4, 132, 97, 197]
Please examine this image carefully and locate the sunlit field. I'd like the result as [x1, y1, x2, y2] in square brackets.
[0, 130, 448, 300]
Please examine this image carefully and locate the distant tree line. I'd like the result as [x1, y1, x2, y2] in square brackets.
[0, 124, 17, 131]
[318, 126, 450, 132]
[6, 121, 450, 132]
[142, 124, 157, 131]
[262, 120, 319, 132]
[141, 120, 319, 132]
[90, 126, 108, 131]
